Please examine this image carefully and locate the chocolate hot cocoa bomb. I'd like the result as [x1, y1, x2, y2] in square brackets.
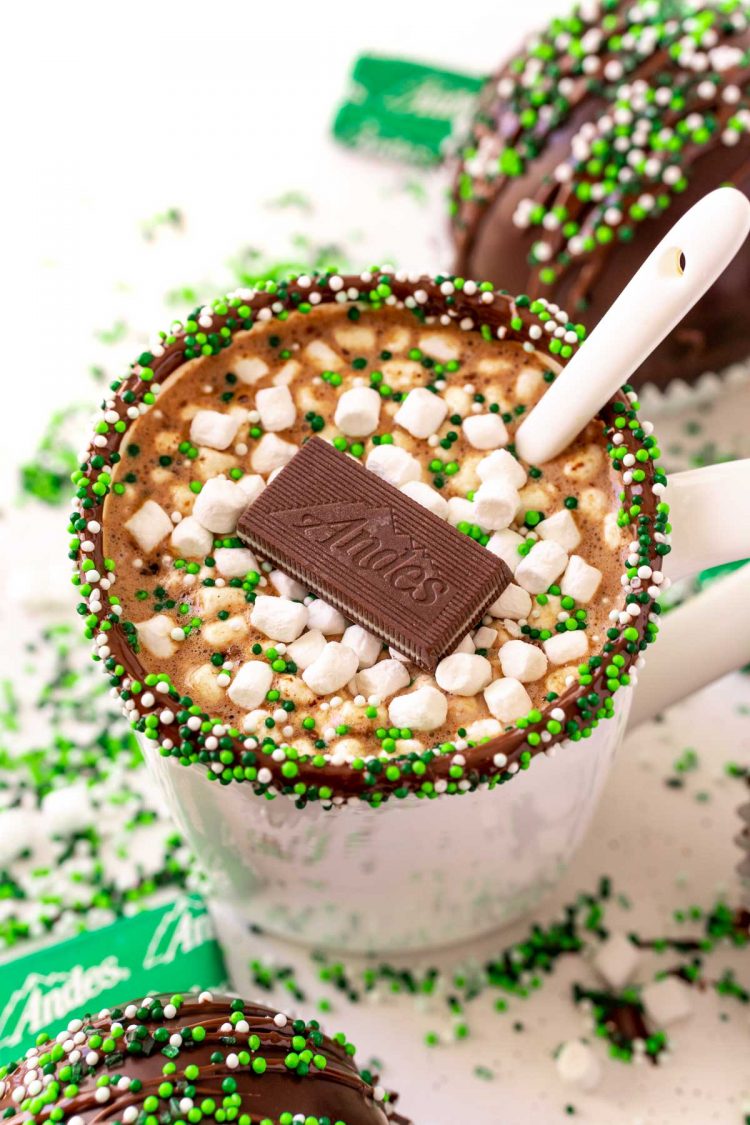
[451, 0, 750, 389]
[0, 992, 411, 1125]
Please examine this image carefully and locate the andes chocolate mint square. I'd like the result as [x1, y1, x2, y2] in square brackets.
[237, 438, 511, 671]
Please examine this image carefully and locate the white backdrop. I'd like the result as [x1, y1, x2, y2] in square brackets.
[3, 2, 750, 1122]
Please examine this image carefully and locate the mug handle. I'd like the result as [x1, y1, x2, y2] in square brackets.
[627, 459, 750, 728]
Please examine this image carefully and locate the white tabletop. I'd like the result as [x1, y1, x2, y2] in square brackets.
[3, 2, 750, 1121]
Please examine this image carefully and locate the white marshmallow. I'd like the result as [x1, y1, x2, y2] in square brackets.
[236, 474, 266, 504]
[190, 409, 240, 451]
[135, 615, 176, 659]
[227, 661, 273, 710]
[305, 340, 341, 369]
[388, 685, 447, 731]
[242, 709, 270, 733]
[593, 933, 641, 991]
[255, 386, 296, 432]
[642, 978, 693, 1026]
[486, 529, 524, 573]
[462, 413, 509, 450]
[543, 630, 589, 665]
[394, 387, 448, 438]
[452, 633, 475, 654]
[484, 677, 533, 722]
[515, 540, 568, 594]
[556, 1041, 602, 1091]
[286, 629, 327, 670]
[342, 624, 382, 668]
[234, 356, 269, 385]
[418, 332, 460, 361]
[472, 625, 498, 650]
[435, 653, 492, 696]
[356, 659, 411, 699]
[251, 433, 298, 475]
[476, 449, 527, 489]
[538, 509, 581, 552]
[193, 478, 248, 534]
[561, 555, 603, 604]
[124, 500, 173, 554]
[302, 642, 359, 695]
[250, 595, 308, 642]
[474, 478, 520, 530]
[334, 387, 381, 436]
[400, 480, 449, 519]
[499, 639, 548, 682]
[446, 497, 477, 527]
[214, 547, 259, 579]
[170, 516, 213, 559]
[306, 598, 347, 634]
[366, 444, 421, 487]
[41, 783, 93, 837]
[488, 582, 532, 619]
[269, 570, 309, 601]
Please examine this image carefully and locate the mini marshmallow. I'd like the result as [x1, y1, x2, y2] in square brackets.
[452, 633, 475, 655]
[538, 508, 581, 552]
[356, 659, 411, 699]
[484, 677, 533, 722]
[170, 516, 213, 559]
[214, 547, 259, 579]
[543, 630, 589, 666]
[334, 386, 381, 436]
[447, 497, 477, 527]
[366, 444, 421, 487]
[472, 625, 498, 649]
[462, 413, 509, 450]
[250, 595, 308, 642]
[476, 448, 526, 488]
[642, 977, 693, 1026]
[41, 783, 93, 837]
[135, 615, 176, 659]
[124, 500, 173, 554]
[435, 653, 492, 696]
[487, 529, 524, 573]
[561, 555, 603, 604]
[474, 478, 520, 530]
[193, 477, 248, 534]
[419, 332, 460, 362]
[269, 570, 309, 601]
[342, 624, 382, 668]
[234, 356, 269, 385]
[305, 339, 341, 369]
[227, 661, 274, 710]
[286, 629, 326, 670]
[400, 480, 449, 520]
[488, 582, 532, 620]
[306, 598, 347, 634]
[388, 685, 448, 731]
[255, 386, 296, 432]
[236, 474, 266, 504]
[593, 932, 641, 991]
[202, 615, 248, 648]
[251, 433, 298, 475]
[190, 410, 240, 451]
[394, 387, 448, 439]
[515, 540, 568, 594]
[499, 639, 548, 682]
[302, 642, 359, 695]
[556, 1041, 602, 1091]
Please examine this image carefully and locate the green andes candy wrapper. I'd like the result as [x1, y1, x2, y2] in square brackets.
[0, 895, 226, 1055]
[333, 54, 483, 165]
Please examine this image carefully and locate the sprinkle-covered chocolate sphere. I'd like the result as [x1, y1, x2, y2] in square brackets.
[0, 992, 410, 1125]
[451, 0, 750, 388]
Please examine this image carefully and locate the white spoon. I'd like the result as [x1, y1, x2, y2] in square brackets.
[514, 187, 750, 466]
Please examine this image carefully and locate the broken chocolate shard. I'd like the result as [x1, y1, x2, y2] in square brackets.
[237, 438, 512, 670]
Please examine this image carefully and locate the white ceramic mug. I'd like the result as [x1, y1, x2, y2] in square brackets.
[142, 460, 750, 954]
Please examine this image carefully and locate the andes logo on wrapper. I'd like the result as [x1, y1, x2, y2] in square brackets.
[238, 438, 512, 670]
[279, 503, 452, 607]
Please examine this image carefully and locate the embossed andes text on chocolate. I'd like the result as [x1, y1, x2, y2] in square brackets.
[238, 437, 512, 670]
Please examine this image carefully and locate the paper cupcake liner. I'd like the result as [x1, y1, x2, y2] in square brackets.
[634, 354, 750, 417]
